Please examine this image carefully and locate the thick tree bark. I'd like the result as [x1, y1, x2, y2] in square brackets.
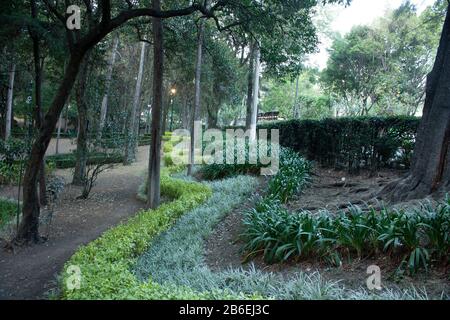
[147, 0, 163, 209]
[5, 63, 15, 140]
[380, 5, 450, 201]
[188, 17, 205, 175]
[249, 44, 261, 141]
[72, 55, 90, 186]
[98, 34, 119, 140]
[125, 42, 146, 164]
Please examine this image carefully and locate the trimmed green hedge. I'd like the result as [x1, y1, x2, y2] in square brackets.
[46, 152, 124, 169]
[229, 116, 420, 172]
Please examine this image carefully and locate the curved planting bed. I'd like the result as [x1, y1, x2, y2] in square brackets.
[61, 147, 438, 300]
[61, 169, 214, 299]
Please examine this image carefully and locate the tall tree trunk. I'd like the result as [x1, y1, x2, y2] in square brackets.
[124, 42, 146, 164]
[30, 0, 47, 206]
[5, 63, 15, 140]
[188, 18, 205, 175]
[181, 98, 189, 129]
[147, 0, 163, 209]
[55, 109, 63, 154]
[73, 55, 90, 186]
[249, 44, 261, 141]
[245, 41, 255, 129]
[293, 75, 300, 119]
[16, 51, 85, 242]
[380, 5, 450, 201]
[64, 103, 70, 133]
[98, 35, 119, 140]
[207, 104, 219, 129]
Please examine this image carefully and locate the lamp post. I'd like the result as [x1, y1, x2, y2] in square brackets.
[169, 87, 176, 132]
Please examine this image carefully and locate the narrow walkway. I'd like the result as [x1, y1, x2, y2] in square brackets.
[0, 146, 150, 299]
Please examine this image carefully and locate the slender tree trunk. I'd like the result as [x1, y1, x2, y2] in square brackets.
[98, 35, 119, 140]
[188, 17, 205, 175]
[16, 51, 85, 242]
[30, 0, 47, 206]
[380, 5, 450, 201]
[5, 63, 15, 140]
[73, 55, 90, 186]
[245, 41, 255, 130]
[124, 42, 146, 164]
[56, 110, 62, 154]
[182, 97, 189, 129]
[64, 104, 69, 133]
[293, 75, 300, 118]
[249, 44, 261, 141]
[147, 0, 163, 209]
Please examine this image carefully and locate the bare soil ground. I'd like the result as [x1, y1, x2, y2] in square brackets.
[204, 167, 449, 299]
[0, 144, 149, 300]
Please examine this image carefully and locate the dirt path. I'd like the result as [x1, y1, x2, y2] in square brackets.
[0, 145, 150, 300]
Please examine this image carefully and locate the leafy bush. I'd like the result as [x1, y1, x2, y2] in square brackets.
[227, 116, 420, 172]
[46, 152, 124, 169]
[198, 140, 280, 180]
[268, 148, 311, 202]
[0, 198, 18, 230]
[0, 162, 22, 185]
[138, 134, 151, 146]
[0, 138, 29, 164]
[242, 197, 450, 274]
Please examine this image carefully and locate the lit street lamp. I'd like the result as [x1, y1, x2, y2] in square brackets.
[169, 87, 176, 131]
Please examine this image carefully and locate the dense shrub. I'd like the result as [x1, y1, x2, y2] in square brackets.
[268, 148, 311, 203]
[242, 198, 450, 274]
[138, 134, 151, 146]
[198, 140, 279, 180]
[0, 198, 18, 230]
[46, 152, 124, 169]
[229, 116, 420, 172]
[0, 162, 22, 185]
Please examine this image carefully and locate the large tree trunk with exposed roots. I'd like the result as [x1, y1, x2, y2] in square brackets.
[380, 5, 450, 202]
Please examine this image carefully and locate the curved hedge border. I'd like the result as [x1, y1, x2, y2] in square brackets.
[61, 170, 214, 299]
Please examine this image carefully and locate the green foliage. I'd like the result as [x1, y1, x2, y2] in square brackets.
[242, 197, 450, 275]
[61, 171, 213, 299]
[0, 162, 22, 185]
[258, 116, 420, 172]
[0, 198, 17, 230]
[261, 69, 332, 120]
[45, 152, 124, 169]
[321, 3, 443, 116]
[268, 148, 311, 203]
[134, 173, 435, 300]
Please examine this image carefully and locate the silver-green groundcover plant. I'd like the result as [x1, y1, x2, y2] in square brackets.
[133, 175, 432, 300]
